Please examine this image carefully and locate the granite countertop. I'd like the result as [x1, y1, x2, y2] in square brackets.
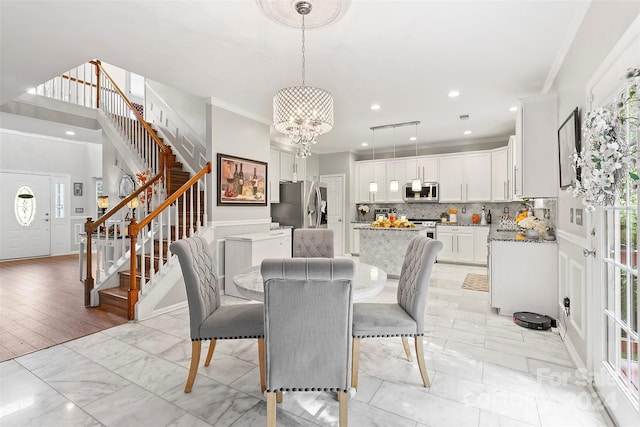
[488, 225, 557, 244]
[270, 225, 293, 230]
[354, 225, 428, 231]
[437, 223, 490, 227]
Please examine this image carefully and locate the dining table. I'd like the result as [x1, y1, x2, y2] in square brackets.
[231, 261, 387, 302]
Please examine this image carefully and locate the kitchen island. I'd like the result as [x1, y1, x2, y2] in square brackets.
[356, 225, 428, 277]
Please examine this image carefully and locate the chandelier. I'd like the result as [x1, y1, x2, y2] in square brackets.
[272, 1, 334, 158]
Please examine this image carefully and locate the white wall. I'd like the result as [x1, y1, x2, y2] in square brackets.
[551, 1, 640, 365]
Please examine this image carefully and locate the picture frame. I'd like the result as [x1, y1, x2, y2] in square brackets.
[217, 153, 267, 206]
[558, 107, 581, 189]
[73, 182, 83, 196]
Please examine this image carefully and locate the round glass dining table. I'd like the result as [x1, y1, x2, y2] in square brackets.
[232, 261, 387, 301]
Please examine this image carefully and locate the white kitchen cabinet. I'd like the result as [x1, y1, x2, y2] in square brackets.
[490, 240, 558, 317]
[436, 225, 477, 264]
[405, 157, 438, 183]
[474, 227, 489, 264]
[385, 159, 406, 202]
[355, 161, 386, 202]
[224, 230, 292, 297]
[280, 151, 294, 182]
[514, 94, 558, 198]
[439, 153, 491, 202]
[491, 146, 510, 202]
[269, 149, 280, 203]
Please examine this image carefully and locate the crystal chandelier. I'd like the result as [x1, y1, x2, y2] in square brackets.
[272, 1, 334, 158]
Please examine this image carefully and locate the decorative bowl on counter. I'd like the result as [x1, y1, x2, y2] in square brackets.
[370, 218, 415, 228]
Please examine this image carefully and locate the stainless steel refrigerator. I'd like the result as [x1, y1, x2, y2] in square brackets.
[271, 181, 328, 229]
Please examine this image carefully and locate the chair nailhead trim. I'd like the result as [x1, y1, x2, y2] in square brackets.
[352, 333, 424, 338]
[192, 335, 264, 341]
[266, 387, 349, 393]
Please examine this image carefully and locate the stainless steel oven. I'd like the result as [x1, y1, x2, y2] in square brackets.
[408, 219, 438, 240]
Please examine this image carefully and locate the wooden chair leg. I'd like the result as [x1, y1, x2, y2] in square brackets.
[185, 341, 201, 393]
[204, 339, 217, 366]
[401, 336, 413, 362]
[338, 391, 348, 427]
[276, 391, 283, 403]
[267, 392, 276, 427]
[414, 336, 430, 387]
[351, 338, 361, 390]
[258, 338, 266, 393]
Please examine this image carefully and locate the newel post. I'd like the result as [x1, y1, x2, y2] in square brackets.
[128, 218, 139, 320]
[94, 60, 101, 109]
[84, 217, 94, 307]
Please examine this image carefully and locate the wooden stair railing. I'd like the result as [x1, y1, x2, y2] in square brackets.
[125, 162, 211, 319]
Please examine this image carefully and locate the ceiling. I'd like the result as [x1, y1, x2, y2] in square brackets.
[0, 0, 590, 156]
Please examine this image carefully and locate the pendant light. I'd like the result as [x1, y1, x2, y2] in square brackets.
[369, 128, 378, 194]
[411, 122, 422, 192]
[389, 126, 399, 192]
[271, 1, 334, 158]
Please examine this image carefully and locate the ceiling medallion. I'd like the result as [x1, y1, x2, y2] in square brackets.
[256, 0, 350, 30]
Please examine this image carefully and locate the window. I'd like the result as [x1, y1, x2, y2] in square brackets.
[14, 186, 36, 226]
[55, 182, 65, 218]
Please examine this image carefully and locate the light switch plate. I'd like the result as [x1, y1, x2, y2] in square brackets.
[503, 207, 509, 214]
[461, 207, 466, 213]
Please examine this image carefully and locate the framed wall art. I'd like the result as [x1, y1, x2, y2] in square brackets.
[558, 107, 581, 189]
[217, 153, 267, 206]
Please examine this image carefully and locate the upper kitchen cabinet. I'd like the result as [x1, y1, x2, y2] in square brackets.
[439, 152, 491, 202]
[514, 94, 558, 198]
[269, 149, 280, 203]
[405, 157, 438, 183]
[279, 151, 294, 182]
[491, 146, 511, 202]
[356, 161, 386, 202]
[386, 159, 406, 202]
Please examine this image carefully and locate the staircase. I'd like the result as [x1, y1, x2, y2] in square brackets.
[34, 60, 211, 320]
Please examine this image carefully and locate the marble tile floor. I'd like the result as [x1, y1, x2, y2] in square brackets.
[0, 262, 614, 427]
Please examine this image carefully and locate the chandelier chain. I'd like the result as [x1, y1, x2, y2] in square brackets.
[301, 14, 306, 86]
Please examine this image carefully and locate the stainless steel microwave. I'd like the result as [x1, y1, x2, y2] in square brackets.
[403, 182, 439, 203]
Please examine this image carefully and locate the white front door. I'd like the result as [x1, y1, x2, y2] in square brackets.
[0, 172, 51, 260]
[321, 174, 344, 256]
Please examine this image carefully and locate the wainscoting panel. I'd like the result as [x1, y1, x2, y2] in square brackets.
[569, 258, 586, 339]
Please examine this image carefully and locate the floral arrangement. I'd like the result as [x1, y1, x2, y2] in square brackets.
[517, 215, 550, 237]
[569, 68, 639, 211]
[136, 170, 164, 207]
[358, 204, 370, 215]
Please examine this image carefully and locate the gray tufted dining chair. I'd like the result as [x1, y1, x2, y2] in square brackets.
[170, 236, 265, 393]
[261, 257, 354, 427]
[351, 236, 442, 389]
[293, 228, 334, 258]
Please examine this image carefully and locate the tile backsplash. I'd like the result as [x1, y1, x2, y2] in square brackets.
[355, 199, 557, 229]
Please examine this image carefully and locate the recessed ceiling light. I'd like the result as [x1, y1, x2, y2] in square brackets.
[26, 87, 36, 94]
[361, 142, 368, 146]
[509, 106, 518, 112]
[409, 137, 417, 141]
[370, 104, 381, 111]
[65, 131, 76, 136]
[448, 90, 460, 98]
[464, 130, 472, 135]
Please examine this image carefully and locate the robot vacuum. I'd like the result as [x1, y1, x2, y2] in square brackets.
[513, 312, 554, 330]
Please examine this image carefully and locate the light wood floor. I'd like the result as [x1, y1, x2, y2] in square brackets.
[0, 254, 127, 362]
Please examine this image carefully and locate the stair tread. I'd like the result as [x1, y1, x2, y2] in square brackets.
[99, 287, 128, 298]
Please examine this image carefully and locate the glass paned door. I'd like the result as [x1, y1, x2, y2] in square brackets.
[597, 81, 639, 421]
